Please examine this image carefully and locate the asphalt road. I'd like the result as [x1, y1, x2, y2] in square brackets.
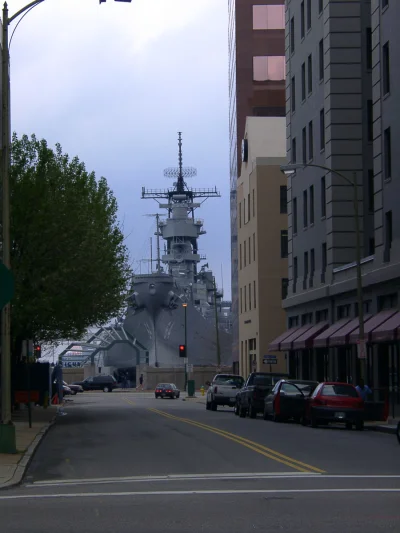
[1, 392, 400, 532]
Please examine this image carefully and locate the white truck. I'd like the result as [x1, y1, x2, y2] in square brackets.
[206, 374, 244, 411]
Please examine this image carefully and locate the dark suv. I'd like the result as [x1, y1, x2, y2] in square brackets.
[73, 375, 117, 392]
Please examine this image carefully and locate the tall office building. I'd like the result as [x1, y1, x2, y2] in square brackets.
[269, 0, 400, 401]
[228, 0, 286, 371]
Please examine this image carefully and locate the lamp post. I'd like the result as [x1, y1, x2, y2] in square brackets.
[182, 303, 188, 391]
[0, 0, 132, 453]
[280, 163, 366, 379]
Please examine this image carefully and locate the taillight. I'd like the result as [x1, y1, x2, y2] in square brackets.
[313, 397, 327, 406]
[274, 393, 281, 415]
[214, 386, 218, 393]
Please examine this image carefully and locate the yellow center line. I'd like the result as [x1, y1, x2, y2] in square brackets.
[147, 407, 325, 474]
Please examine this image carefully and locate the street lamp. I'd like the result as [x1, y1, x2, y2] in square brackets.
[182, 303, 188, 391]
[280, 163, 366, 378]
[0, 0, 132, 453]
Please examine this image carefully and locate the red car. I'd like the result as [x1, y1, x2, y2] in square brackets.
[304, 382, 364, 430]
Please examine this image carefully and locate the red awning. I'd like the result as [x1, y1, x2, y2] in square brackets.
[280, 324, 314, 351]
[268, 328, 299, 352]
[313, 318, 352, 349]
[348, 309, 399, 344]
[370, 310, 400, 343]
[329, 315, 373, 347]
[292, 322, 330, 350]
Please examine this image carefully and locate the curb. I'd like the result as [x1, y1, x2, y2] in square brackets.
[0, 416, 56, 490]
[369, 424, 397, 435]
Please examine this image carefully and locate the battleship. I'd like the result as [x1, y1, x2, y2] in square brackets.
[103, 133, 233, 369]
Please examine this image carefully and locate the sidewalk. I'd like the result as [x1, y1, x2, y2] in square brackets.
[0, 406, 56, 489]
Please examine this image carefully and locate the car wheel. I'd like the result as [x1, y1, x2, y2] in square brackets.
[346, 422, 352, 430]
[206, 400, 211, 410]
[177, 393, 180, 398]
[211, 401, 217, 411]
[249, 403, 257, 419]
[103, 386, 110, 393]
[239, 405, 247, 418]
[234, 403, 239, 416]
[311, 414, 318, 428]
[155, 395, 159, 399]
[263, 407, 269, 420]
[273, 411, 282, 423]
[355, 421, 364, 431]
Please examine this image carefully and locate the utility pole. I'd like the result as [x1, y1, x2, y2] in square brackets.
[213, 277, 221, 368]
[0, 2, 16, 453]
[183, 303, 188, 391]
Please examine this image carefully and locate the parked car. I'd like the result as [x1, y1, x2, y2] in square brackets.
[263, 380, 319, 422]
[72, 375, 117, 392]
[155, 383, 180, 399]
[304, 382, 364, 430]
[206, 374, 244, 411]
[63, 384, 73, 396]
[235, 372, 288, 418]
[63, 381, 83, 395]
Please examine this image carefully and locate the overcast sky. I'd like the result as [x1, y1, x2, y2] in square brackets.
[11, 0, 231, 297]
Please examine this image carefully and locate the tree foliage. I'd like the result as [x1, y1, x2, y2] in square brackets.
[10, 133, 131, 347]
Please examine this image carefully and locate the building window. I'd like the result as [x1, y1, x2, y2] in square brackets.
[320, 108, 325, 150]
[382, 42, 390, 95]
[239, 243, 242, 270]
[319, 39, 324, 81]
[302, 312, 312, 326]
[253, 189, 255, 217]
[244, 240, 247, 267]
[252, 5, 285, 30]
[337, 304, 351, 320]
[321, 242, 327, 282]
[290, 16, 295, 54]
[300, 1, 305, 39]
[308, 120, 313, 160]
[243, 197, 246, 224]
[289, 315, 299, 328]
[247, 193, 250, 222]
[366, 28, 372, 70]
[240, 287, 242, 313]
[280, 186, 287, 214]
[308, 54, 313, 94]
[291, 76, 296, 113]
[303, 251, 309, 289]
[244, 285, 247, 312]
[253, 233, 256, 261]
[316, 309, 328, 322]
[248, 237, 251, 265]
[303, 190, 308, 228]
[302, 127, 307, 164]
[310, 248, 315, 287]
[293, 197, 298, 234]
[318, 0, 323, 14]
[384, 210, 392, 262]
[378, 293, 398, 312]
[307, 0, 312, 30]
[293, 256, 298, 292]
[253, 56, 286, 81]
[282, 278, 289, 300]
[384, 127, 392, 180]
[281, 230, 288, 258]
[367, 100, 373, 142]
[249, 282, 251, 311]
[309, 185, 314, 224]
[292, 137, 297, 164]
[301, 62, 306, 100]
[321, 176, 326, 217]
[254, 280, 256, 309]
[369, 237, 375, 255]
[368, 170, 374, 212]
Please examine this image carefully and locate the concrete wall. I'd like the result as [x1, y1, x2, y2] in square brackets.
[136, 365, 234, 391]
[63, 368, 84, 383]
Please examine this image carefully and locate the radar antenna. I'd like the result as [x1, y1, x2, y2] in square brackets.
[163, 132, 197, 193]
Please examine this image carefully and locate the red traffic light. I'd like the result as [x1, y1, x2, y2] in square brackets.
[179, 344, 186, 357]
[34, 345, 41, 358]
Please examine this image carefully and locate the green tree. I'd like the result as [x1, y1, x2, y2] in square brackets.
[10, 133, 131, 352]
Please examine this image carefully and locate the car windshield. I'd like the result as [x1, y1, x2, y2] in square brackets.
[322, 384, 358, 398]
[214, 376, 244, 387]
[157, 384, 171, 388]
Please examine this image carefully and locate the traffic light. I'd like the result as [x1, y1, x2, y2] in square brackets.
[34, 345, 41, 359]
[179, 344, 186, 358]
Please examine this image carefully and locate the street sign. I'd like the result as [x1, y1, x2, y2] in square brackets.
[357, 339, 367, 359]
[0, 262, 14, 309]
[263, 355, 277, 365]
[187, 364, 194, 372]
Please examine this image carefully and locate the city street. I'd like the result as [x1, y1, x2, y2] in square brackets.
[1, 392, 400, 532]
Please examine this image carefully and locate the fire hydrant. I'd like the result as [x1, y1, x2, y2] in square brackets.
[200, 386, 205, 396]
